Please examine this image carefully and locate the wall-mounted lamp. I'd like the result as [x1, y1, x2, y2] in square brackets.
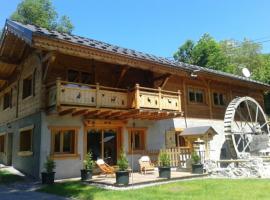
[190, 69, 200, 78]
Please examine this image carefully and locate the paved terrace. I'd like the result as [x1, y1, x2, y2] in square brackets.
[88, 170, 207, 187]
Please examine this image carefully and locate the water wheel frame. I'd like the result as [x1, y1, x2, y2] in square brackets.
[224, 96, 270, 158]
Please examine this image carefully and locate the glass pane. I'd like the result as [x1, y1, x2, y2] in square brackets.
[87, 130, 102, 161]
[81, 72, 92, 84]
[196, 92, 203, 103]
[54, 131, 61, 153]
[189, 91, 195, 102]
[103, 130, 117, 165]
[219, 94, 225, 105]
[63, 130, 75, 153]
[68, 70, 79, 82]
[0, 135, 4, 152]
[134, 132, 141, 149]
[213, 93, 219, 105]
[20, 130, 32, 151]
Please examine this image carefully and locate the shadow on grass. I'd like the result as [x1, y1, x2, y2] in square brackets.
[0, 170, 24, 184]
[38, 181, 107, 200]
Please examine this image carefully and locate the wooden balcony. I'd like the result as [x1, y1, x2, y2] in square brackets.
[47, 80, 182, 120]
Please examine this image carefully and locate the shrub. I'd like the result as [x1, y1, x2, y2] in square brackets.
[117, 150, 129, 171]
[44, 156, 56, 173]
[83, 151, 95, 170]
[158, 151, 170, 167]
[191, 152, 201, 164]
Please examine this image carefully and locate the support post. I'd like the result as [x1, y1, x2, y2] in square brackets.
[135, 84, 140, 109]
[56, 77, 61, 109]
[158, 87, 162, 110]
[96, 83, 100, 108]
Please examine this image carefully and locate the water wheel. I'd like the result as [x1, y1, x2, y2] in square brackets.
[224, 96, 270, 158]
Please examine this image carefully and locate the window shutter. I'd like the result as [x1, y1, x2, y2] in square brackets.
[165, 130, 176, 148]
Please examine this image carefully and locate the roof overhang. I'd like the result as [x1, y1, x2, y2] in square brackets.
[181, 126, 218, 138]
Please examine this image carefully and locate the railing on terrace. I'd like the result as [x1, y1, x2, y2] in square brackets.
[47, 79, 181, 112]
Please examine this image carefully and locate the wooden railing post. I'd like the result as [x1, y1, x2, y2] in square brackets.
[178, 90, 181, 112]
[135, 84, 140, 109]
[56, 77, 61, 108]
[158, 87, 162, 110]
[96, 83, 100, 108]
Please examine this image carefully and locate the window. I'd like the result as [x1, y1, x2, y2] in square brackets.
[67, 70, 92, 84]
[3, 90, 12, 110]
[188, 88, 204, 103]
[213, 92, 226, 106]
[0, 135, 5, 153]
[22, 75, 33, 99]
[19, 128, 33, 152]
[175, 133, 186, 147]
[51, 128, 78, 155]
[128, 128, 146, 152]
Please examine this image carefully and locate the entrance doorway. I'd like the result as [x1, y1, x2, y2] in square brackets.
[86, 129, 119, 165]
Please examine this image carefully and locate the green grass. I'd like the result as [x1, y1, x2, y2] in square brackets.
[0, 169, 24, 184]
[38, 179, 270, 200]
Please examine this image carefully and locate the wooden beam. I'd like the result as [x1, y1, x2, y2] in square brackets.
[0, 56, 20, 65]
[153, 73, 171, 81]
[72, 109, 88, 116]
[59, 108, 76, 116]
[42, 52, 56, 82]
[96, 110, 112, 118]
[115, 66, 129, 87]
[160, 75, 170, 89]
[84, 110, 100, 118]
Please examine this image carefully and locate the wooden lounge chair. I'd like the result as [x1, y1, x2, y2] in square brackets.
[96, 159, 115, 176]
[138, 156, 155, 174]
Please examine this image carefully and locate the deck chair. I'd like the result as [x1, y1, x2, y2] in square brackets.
[96, 159, 115, 176]
[138, 156, 155, 174]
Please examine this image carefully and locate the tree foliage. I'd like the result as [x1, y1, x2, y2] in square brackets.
[10, 0, 74, 33]
[174, 34, 270, 84]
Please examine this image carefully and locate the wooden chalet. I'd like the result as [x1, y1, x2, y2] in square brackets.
[0, 19, 269, 179]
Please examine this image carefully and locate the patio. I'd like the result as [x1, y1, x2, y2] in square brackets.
[89, 169, 207, 187]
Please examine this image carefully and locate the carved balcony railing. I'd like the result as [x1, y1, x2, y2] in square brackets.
[47, 80, 181, 112]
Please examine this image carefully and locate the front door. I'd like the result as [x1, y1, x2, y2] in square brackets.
[86, 129, 118, 165]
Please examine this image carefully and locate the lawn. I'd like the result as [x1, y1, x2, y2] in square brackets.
[0, 169, 24, 184]
[38, 179, 270, 200]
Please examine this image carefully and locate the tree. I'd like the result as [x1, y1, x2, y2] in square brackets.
[191, 34, 229, 71]
[173, 40, 194, 64]
[10, 0, 73, 33]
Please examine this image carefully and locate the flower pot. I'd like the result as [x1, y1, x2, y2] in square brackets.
[192, 163, 204, 174]
[81, 169, 93, 181]
[116, 171, 129, 185]
[41, 172, 55, 184]
[158, 167, 171, 179]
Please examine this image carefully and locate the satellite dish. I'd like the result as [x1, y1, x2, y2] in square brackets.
[242, 68, 251, 78]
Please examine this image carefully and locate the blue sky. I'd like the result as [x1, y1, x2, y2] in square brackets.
[1, 0, 270, 57]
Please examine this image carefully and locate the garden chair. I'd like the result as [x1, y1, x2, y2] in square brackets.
[138, 156, 155, 174]
[96, 159, 115, 176]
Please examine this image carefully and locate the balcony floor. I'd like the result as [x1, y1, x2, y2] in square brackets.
[54, 106, 183, 120]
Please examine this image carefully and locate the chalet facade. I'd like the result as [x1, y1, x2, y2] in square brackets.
[0, 20, 269, 179]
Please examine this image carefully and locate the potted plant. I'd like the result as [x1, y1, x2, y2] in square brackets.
[158, 151, 171, 179]
[41, 156, 56, 184]
[116, 151, 129, 185]
[81, 151, 95, 181]
[191, 152, 203, 174]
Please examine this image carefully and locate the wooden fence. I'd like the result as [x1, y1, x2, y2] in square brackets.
[142, 147, 192, 167]
[160, 147, 192, 167]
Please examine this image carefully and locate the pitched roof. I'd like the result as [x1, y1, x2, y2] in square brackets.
[181, 126, 218, 137]
[2, 19, 270, 87]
